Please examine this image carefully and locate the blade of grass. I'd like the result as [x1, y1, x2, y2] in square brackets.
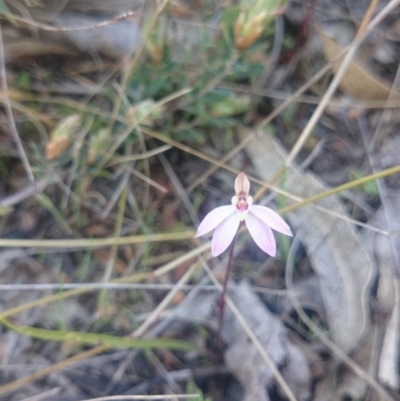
[0, 10, 137, 32]
[36, 194, 73, 234]
[67, 395, 200, 401]
[97, 184, 127, 312]
[0, 317, 194, 351]
[279, 164, 400, 215]
[0, 230, 195, 248]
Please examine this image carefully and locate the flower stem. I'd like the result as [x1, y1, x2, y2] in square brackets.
[217, 223, 241, 345]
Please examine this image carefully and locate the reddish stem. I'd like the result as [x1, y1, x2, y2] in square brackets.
[217, 223, 241, 345]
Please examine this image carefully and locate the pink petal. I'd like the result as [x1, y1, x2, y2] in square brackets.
[249, 205, 292, 236]
[234, 172, 250, 194]
[212, 212, 240, 257]
[245, 213, 276, 256]
[195, 205, 235, 238]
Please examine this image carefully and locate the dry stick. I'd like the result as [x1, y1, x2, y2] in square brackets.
[356, 0, 379, 37]
[201, 262, 298, 401]
[219, 82, 400, 108]
[0, 24, 34, 183]
[285, 234, 395, 401]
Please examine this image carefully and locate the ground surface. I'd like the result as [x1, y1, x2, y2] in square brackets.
[0, 1, 400, 401]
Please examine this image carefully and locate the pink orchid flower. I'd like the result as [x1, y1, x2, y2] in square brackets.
[195, 172, 292, 257]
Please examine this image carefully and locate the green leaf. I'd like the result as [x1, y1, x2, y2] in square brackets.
[210, 95, 251, 117]
[0, 317, 195, 352]
[36, 194, 72, 234]
[349, 169, 379, 195]
[172, 128, 205, 144]
[0, 0, 11, 15]
[0, 206, 12, 216]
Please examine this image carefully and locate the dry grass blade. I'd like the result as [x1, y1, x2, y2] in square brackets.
[19, 387, 60, 401]
[75, 395, 200, 401]
[0, 11, 137, 32]
[0, 231, 195, 248]
[0, 345, 110, 396]
[97, 185, 127, 312]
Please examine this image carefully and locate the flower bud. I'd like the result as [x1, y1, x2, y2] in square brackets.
[234, 0, 287, 50]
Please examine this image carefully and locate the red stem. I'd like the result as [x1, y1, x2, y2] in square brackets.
[217, 223, 241, 345]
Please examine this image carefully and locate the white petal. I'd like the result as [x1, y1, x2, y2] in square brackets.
[195, 205, 235, 238]
[249, 205, 292, 236]
[245, 212, 276, 256]
[212, 213, 240, 257]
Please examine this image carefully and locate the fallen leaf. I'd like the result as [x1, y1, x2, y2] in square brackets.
[224, 281, 311, 401]
[93, 249, 127, 274]
[362, 194, 400, 392]
[316, 25, 399, 101]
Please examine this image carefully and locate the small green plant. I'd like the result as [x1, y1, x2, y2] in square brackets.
[186, 380, 212, 401]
